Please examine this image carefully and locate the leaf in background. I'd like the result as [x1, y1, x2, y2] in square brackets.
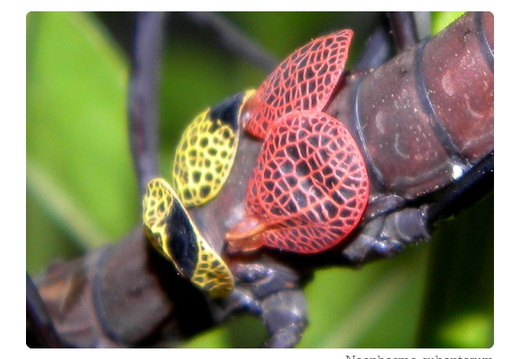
[417, 194, 493, 348]
[27, 12, 137, 271]
[432, 11, 466, 34]
[300, 248, 428, 348]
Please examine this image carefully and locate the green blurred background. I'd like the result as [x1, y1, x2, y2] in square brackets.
[26, 12, 492, 348]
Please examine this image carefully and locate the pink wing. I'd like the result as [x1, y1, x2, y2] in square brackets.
[245, 111, 369, 253]
[242, 29, 354, 139]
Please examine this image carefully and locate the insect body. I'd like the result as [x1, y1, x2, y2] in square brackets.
[226, 29, 370, 254]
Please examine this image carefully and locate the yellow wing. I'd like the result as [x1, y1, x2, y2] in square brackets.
[143, 178, 234, 297]
[172, 90, 255, 207]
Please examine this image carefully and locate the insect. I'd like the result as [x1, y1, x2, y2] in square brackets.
[28, 12, 493, 348]
[171, 29, 367, 255]
[191, 12, 493, 347]
[158, 29, 362, 291]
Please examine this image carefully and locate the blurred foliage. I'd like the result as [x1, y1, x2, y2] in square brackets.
[432, 11, 466, 34]
[26, 12, 492, 348]
[27, 12, 136, 272]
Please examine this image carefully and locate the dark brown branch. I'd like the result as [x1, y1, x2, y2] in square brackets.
[26, 273, 66, 347]
[128, 12, 165, 196]
[387, 12, 420, 52]
[185, 12, 279, 72]
[32, 226, 219, 347]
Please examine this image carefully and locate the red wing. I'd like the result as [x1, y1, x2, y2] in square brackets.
[246, 111, 369, 253]
[242, 29, 354, 139]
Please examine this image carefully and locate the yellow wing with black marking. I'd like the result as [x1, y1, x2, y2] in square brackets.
[143, 178, 234, 297]
[172, 90, 255, 207]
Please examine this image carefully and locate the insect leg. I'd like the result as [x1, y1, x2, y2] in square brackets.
[342, 154, 492, 266]
[262, 289, 307, 348]
[342, 206, 430, 265]
[214, 261, 308, 347]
